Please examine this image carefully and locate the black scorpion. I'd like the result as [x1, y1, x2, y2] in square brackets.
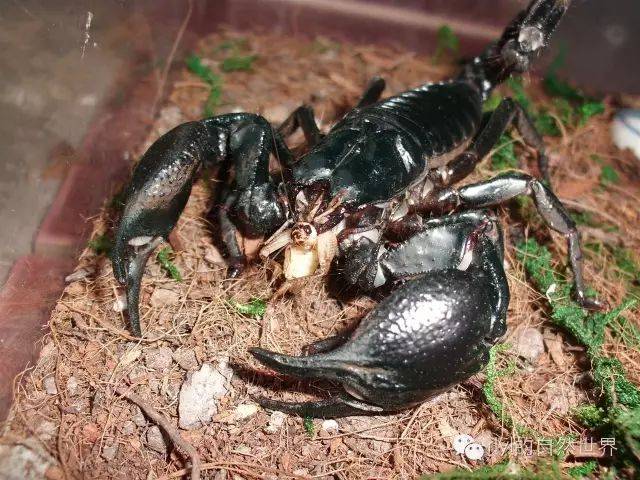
[113, 0, 603, 417]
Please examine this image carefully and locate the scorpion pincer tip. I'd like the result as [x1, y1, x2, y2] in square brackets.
[249, 347, 339, 379]
[249, 347, 294, 370]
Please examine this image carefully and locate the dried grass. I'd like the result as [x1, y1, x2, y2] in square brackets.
[1, 29, 639, 479]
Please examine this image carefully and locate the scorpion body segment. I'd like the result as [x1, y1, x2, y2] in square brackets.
[292, 81, 483, 205]
[113, 0, 603, 416]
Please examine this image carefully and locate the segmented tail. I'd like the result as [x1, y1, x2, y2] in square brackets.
[459, 0, 570, 99]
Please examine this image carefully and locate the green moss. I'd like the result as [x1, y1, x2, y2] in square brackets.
[185, 54, 223, 116]
[88, 234, 113, 256]
[230, 298, 267, 318]
[484, 92, 503, 112]
[592, 357, 640, 409]
[517, 238, 640, 469]
[303, 416, 315, 437]
[221, 54, 257, 72]
[535, 112, 561, 137]
[543, 73, 585, 103]
[482, 343, 519, 431]
[613, 249, 640, 280]
[599, 165, 620, 186]
[433, 25, 460, 63]
[507, 77, 533, 115]
[186, 54, 218, 85]
[609, 313, 640, 349]
[541, 54, 605, 128]
[156, 247, 182, 282]
[573, 405, 607, 429]
[571, 211, 597, 227]
[567, 460, 597, 479]
[553, 98, 575, 126]
[542, 51, 584, 103]
[578, 102, 605, 125]
[422, 460, 566, 479]
[491, 134, 519, 171]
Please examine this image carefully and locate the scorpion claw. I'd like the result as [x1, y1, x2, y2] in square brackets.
[112, 122, 208, 334]
[249, 348, 386, 417]
[249, 347, 324, 377]
[251, 394, 384, 418]
[117, 236, 164, 337]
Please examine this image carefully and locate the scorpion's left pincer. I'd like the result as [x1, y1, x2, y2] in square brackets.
[112, 122, 212, 336]
[113, 115, 288, 335]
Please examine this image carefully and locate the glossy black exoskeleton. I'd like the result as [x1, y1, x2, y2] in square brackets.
[252, 209, 509, 416]
[113, 0, 602, 416]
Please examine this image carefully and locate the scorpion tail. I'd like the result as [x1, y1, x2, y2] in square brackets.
[459, 0, 570, 99]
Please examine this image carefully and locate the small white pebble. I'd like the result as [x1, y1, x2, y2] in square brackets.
[464, 442, 485, 460]
[321, 419, 339, 433]
[513, 327, 545, 364]
[545, 282, 557, 301]
[611, 109, 640, 161]
[146, 426, 167, 455]
[66, 376, 79, 396]
[121, 420, 135, 435]
[112, 291, 127, 312]
[234, 445, 251, 456]
[144, 347, 173, 371]
[453, 434, 474, 454]
[102, 443, 118, 461]
[234, 403, 259, 421]
[264, 411, 287, 434]
[43, 376, 58, 395]
[173, 349, 198, 370]
[36, 421, 57, 441]
[132, 406, 147, 427]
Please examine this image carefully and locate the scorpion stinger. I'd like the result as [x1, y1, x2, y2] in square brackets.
[459, 0, 571, 100]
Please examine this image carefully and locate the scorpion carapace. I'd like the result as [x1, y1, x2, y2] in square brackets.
[113, 0, 601, 416]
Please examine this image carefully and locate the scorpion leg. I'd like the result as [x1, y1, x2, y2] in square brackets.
[212, 185, 245, 278]
[355, 76, 386, 108]
[251, 212, 509, 417]
[430, 172, 605, 310]
[425, 97, 550, 189]
[277, 105, 323, 147]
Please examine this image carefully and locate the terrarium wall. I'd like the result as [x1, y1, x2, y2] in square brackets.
[0, 2, 638, 479]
